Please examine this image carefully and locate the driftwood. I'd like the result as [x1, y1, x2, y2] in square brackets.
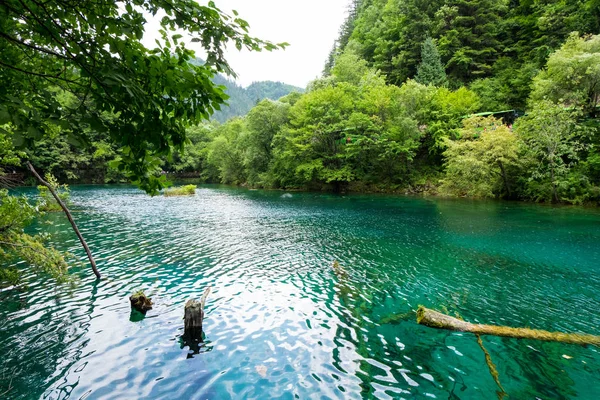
[183, 287, 211, 348]
[417, 306, 600, 346]
[27, 161, 101, 279]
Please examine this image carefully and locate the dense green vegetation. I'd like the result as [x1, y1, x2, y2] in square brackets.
[164, 184, 196, 196]
[36, 174, 71, 212]
[17, 1, 598, 204]
[163, 32, 600, 204]
[181, 1, 599, 204]
[327, 0, 600, 109]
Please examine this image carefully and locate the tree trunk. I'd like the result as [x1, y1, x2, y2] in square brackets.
[497, 160, 512, 198]
[183, 287, 211, 348]
[27, 162, 101, 279]
[417, 306, 600, 346]
[550, 161, 559, 203]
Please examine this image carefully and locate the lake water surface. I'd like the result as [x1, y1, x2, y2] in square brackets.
[1, 185, 600, 399]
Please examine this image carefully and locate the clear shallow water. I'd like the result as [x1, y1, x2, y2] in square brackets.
[1, 185, 600, 399]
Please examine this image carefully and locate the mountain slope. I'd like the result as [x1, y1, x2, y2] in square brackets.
[190, 57, 303, 122]
[211, 74, 303, 123]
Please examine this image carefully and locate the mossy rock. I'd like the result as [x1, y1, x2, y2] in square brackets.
[130, 290, 153, 313]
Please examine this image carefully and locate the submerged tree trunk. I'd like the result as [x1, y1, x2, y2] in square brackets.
[417, 306, 600, 346]
[476, 334, 507, 399]
[27, 161, 101, 279]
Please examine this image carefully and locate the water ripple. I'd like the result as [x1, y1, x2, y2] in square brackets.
[1, 186, 599, 399]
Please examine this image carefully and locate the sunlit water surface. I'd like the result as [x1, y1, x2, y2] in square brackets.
[1, 185, 600, 399]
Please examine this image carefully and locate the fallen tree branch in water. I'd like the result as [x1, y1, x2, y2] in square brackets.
[476, 334, 507, 400]
[417, 306, 600, 346]
[379, 311, 415, 325]
[27, 161, 101, 279]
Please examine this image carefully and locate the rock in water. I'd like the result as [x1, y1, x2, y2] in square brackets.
[129, 291, 153, 313]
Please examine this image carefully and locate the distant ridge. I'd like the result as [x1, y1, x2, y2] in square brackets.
[211, 74, 303, 123]
[191, 58, 303, 123]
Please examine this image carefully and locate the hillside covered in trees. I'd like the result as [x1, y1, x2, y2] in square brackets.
[325, 0, 600, 111]
[6, 0, 600, 204]
[210, 74, 302, 123]
[173, 0, 600, 204]
[190, 58, 302, 123]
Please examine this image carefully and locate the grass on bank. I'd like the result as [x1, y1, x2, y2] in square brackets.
[164, 184, 196, 197]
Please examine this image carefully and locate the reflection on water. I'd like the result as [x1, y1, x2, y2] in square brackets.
[1, 186, 600, 399]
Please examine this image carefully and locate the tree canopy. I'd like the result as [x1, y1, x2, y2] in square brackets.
[0, 0, 286, 193]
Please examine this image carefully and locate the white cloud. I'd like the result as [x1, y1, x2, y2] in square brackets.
[142, 1, 350, 88]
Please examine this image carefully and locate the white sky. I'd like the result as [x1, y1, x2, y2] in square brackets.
[143, 1, 350, 88]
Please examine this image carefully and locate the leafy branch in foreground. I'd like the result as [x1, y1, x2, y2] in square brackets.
[0, 189, 69, 286]
[36, 173, 70, 212]
[0, 0, 287, 194]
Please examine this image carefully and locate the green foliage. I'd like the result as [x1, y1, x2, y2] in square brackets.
[0, 0, 286, 194]
[0, 127, 69, 285]
[189, 28, 600, 204]
[0, 0, 290, 285]
[207, 119, 247, 184]
[37, 174, 71, 212]
[423, 85, 481, 156]
[331, 46, 370, 85]
[469, 62, 539, 111]
[515, 102, 588, 203]
[189, 56, 482, 193]
[242, 100, 290, 186]
[274, 83, 359, 188]
[441, 117, 520, 198]
[0, 190, 69, 286]
[434, 0, 508, 84]
[529, 33, 600, 114]
[333, 0, 600, 108]
[415, 37, 447, 87]
[164, 185, 196, 197]
[2, 1, 598, 207]
[162, 122, 218, 180]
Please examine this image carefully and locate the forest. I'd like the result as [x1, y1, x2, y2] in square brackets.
[182, 0, 600, 203]
[8, 0, 599, 205]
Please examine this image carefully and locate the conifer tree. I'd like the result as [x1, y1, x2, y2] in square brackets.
[415, 37, 447, 86]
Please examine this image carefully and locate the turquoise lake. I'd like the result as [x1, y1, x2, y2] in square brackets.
[1, 185, 600, 399]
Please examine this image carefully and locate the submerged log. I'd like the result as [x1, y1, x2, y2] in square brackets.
[183, 287, 211, 344]
[476, 334, 507, 400]
[417, 306, 600, 346]
[130, 291, 153, 313]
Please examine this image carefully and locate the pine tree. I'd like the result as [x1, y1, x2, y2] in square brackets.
[433, 0, 507, 84]
[415, 37, 447, 86]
